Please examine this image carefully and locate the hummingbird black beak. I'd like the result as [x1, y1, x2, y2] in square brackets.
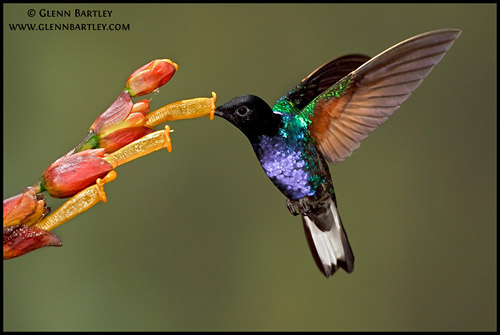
[213, 108, 226, 118]
[214, 108, 224, 117]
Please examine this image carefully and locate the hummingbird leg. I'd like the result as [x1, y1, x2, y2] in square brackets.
[287, 197, 318, 216]
[286, 199, 299, 216]
[297, 198, 312, 215]
[290, 189, 332, 217]
[287, 198, 313, 216]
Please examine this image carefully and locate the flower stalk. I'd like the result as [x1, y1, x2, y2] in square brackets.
[4, 58, 216, 260]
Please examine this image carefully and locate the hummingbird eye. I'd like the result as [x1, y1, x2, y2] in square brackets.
[236, 106, 250, 116]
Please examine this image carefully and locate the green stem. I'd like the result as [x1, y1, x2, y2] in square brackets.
[72, 131, 100, 154]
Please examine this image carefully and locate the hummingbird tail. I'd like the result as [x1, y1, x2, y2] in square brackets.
[301, 197, 354, 278]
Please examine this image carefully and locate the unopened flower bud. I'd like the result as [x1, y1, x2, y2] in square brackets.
[90, 91, 134, 135]
[126, 59, 177, 97]
[41, 149, 113, 198]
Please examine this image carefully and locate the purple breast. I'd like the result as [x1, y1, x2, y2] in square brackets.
[254, 135, 315, 199]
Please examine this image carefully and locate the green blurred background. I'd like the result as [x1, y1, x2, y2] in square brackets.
[3, 4, 496, 331]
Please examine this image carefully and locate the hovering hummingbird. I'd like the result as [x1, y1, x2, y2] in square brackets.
[214, 29, 461, 278]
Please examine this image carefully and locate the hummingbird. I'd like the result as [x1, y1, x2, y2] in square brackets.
[214, 29, 461, 278]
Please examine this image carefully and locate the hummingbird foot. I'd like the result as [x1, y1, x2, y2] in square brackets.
[286, 198, 315, 216]
[297, 198, 312, 215]
[286, 199, 299, 216]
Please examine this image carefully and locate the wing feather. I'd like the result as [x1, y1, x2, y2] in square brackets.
[273, 54, 371, 113]
[307, 29, 461, 163]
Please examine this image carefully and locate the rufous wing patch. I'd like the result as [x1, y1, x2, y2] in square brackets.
[310, 87, 354, 145]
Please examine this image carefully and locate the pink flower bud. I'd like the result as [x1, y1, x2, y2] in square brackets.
[3, 225, 61, 260]
[41, 149, 113, 198]
[126, 59, 177, 97]
[3, 187, 48, 226]
[89, 92, 154, 153]
[90, 91, 134, 135]
[99, 125, 153, 154]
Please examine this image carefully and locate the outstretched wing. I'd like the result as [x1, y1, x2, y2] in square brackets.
[272, 54, 371, 115]
[303, 29, 461, 163]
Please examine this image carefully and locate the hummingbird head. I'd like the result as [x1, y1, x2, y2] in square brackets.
[214, 95, 282, 139]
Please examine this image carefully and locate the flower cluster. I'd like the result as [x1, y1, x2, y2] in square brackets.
[4, 59, 178, 259]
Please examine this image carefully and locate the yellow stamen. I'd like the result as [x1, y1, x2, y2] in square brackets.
[103, 127, 172, 168]
[144, 93, 217, 127]
[34, 171, 117, 231]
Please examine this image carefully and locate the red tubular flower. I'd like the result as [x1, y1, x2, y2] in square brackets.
[98, 125, 153, 154]
[41, 149, 113, 198]
[3, 225, 61, 259]
[125, 59, 178, 97]
[89, 91, 154, 153]
[3, 187, 48, 226]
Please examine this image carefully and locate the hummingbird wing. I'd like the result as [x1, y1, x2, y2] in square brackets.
[302, 29, 461, 163]
[281, 54, 371, 111]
